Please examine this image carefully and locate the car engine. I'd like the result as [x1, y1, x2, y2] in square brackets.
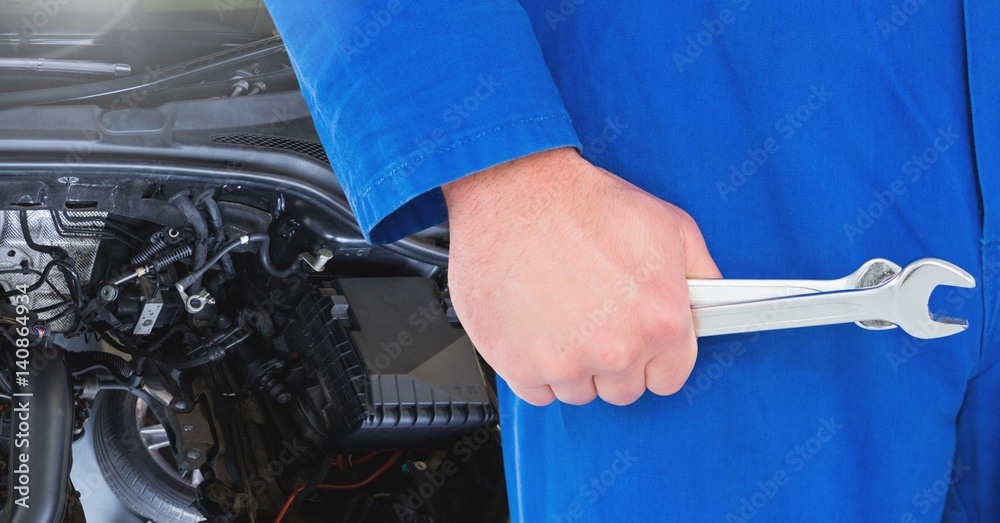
[0, 181, 504, 522]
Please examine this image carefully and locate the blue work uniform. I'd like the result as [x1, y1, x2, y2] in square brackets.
[266, 1, 1000, 520]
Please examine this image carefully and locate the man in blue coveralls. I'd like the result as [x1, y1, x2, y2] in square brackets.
[265, 1, 1000, 520]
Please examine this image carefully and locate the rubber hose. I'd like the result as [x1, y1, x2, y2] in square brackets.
[168, 191, 209, 292]
[0, 353, 73, 523]
[193, 191, 235, 280]
[64, 351, 135, 384]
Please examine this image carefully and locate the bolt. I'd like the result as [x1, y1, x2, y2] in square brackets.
[247, 81, 267, 96]
[229, 80, 249, 97]
[412, 461, 427, 471]
[182, 424, 195, 431]
[185, 448, 202, 462]
[174, 400, 191, 411]
[100, 285, 118, 302]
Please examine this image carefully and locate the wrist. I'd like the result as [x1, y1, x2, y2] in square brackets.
[442, 147, 583, 219]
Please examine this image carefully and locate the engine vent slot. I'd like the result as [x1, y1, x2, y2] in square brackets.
[211, 133, 329, 164]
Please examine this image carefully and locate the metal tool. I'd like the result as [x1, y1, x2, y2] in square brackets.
[689, 258, 975, 339]
[689, 258, 901, 331]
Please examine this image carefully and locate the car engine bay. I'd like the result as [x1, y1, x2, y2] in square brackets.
[0, 178, 504, 522]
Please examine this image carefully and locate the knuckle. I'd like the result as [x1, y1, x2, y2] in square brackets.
[649, 381, 684, 396]
[523, 392, 556, 407]
[646, 346, 697, 396]
[600, 388, 644, 406]
[594, 344, 636, 373]
[674, 208, 698, 230]
[545, 363, 586, 385]
[559, 389, 598, 406]
[640, 304, 688, 341]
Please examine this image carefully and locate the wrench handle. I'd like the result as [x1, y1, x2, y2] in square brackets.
[688, 279, 838, 308]
[691, 287, 891, 337]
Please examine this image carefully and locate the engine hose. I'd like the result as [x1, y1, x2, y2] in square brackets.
[0, 260, 83, 310]
[0, 261, 60, 299]
[151, 245, 194, 271]
[0, 353, 73, 523]
[64, 350, 135, 384]
[176, 233, 300, 291]
[239, 308, 275, 339]
[19, 210, 70, 260]
[18, 211, 84, 310]
[165, 327, 249, 369]
[253, 234, 302, 279]
[168, 191, 208, 292]
[193, 191, 236, 280]
[129, 231, 167, 266]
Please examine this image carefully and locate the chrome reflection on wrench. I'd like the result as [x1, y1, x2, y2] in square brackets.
[690, 258, 975, 339]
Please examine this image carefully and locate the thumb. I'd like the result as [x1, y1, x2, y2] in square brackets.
[677, 211, 722, 279]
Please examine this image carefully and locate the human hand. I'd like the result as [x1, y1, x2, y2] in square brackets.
[442, 147, 721, 406]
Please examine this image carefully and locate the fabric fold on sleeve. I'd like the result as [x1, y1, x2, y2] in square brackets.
[266, 0, 582, 244]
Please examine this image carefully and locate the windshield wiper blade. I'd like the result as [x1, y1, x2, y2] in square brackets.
[0, 35, 285, 110]
[0, 58, 131, 77]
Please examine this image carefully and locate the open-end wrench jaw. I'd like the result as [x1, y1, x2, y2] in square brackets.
[689, 258, 976, 340]
[890, 258, 976, 339]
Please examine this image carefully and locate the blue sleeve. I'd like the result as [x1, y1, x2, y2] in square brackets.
[265, 0, 581, 244]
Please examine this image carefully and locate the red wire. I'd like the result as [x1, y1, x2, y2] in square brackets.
[331, 451, 378, 468]
[351, 451, 380, 465]
[273, 451, 402, 523]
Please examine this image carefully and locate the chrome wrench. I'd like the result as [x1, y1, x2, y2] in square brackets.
[689, 258, 901, 331]
[689, 258, 975, 339]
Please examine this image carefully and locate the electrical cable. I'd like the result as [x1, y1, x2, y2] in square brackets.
[273, 452, 403, 523]
[175, 233, 300, 291]
[17, 212, 85, 308]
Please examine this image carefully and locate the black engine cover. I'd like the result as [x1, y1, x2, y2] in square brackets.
[283, 277, 495, 450]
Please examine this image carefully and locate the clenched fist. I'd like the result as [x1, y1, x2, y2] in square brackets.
[442, 148, 721, 406]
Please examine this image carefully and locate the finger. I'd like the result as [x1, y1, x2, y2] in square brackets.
[549, 377, 599, 405]
[506, 382, 556, 406]
[677, 211, 722, 279]
[644, 328, 698, 395]
[594, 365, 647, 406]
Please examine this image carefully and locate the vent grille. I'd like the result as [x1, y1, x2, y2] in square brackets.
[211, 133, 329, 164]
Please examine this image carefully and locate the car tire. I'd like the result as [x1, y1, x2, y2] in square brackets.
[92, 390, 202, 523]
